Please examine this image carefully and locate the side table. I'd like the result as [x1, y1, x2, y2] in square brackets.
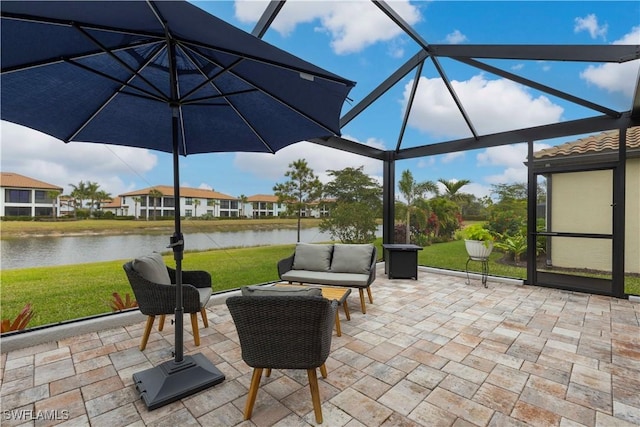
[382, 244, 423, 279]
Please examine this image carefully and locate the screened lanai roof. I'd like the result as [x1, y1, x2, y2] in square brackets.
[240, 0, 640, 161]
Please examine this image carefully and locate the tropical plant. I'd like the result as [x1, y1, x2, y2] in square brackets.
[132, 196, 142, 219]
[273, 159, 323, 242]
[238, 194, 248, 217]
[462, 223, 494, 245]
[1, 303, 34, 333]
[106, 292, 138, 312]
[494, 232, 528, 263]
[398, 170, 438, 244]
[193, 199, 201, 217]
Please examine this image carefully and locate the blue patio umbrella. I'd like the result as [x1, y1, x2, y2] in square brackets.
[1, 0, 354, 409]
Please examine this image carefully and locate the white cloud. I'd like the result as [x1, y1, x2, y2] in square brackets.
[574, 14, 608, 40]
[580, 26, 640, 98]
[234, 0, 421, 55]
[445, 30, 467, 44]
[1, 121, 158, 196]
[476, 142, 551, 184]
[233, 134, 384, 186]
[404, 74, 564, 138]
[441, 152, 465, 164]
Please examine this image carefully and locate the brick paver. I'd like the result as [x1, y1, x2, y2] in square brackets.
[1, 265, 639, 426]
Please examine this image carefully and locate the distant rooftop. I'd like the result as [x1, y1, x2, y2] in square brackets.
[0, 171, 62, 191]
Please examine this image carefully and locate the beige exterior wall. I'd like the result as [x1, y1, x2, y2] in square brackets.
[550, 161, 639, 273]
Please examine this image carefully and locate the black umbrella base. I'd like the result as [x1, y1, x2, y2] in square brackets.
[133, 353, 225, 410]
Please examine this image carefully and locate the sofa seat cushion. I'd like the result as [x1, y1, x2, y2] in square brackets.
[330, 244, 374, 274]
[132, 253, 171, 285]
[292, 243, 333, 272]
[281, 270, 370, 288]
[241, 285, 323, 297]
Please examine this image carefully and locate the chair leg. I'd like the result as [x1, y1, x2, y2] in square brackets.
[200, 307, 209, 328]
[140, 315, 155, 351]
[190, 313, 200, 346]
[244, 368, 263, 420]
[359, 289, 367, 314]
[319, 364, 328, 379]
[158, 314, 166, 331]
[307, 369, 323, 424]
[265, 369, 272, 377]
[366, 286, 373, 303]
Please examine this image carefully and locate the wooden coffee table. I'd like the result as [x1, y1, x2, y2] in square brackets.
[275, 283, 351, 336]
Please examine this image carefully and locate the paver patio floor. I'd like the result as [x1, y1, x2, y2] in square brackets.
[1, 265, 639, 426]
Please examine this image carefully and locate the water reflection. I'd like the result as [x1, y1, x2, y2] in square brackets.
[1, 227, 345, 269]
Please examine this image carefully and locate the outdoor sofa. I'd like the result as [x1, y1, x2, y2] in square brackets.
[277, 243, 377, 313]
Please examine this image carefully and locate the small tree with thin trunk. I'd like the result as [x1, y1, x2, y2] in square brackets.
[273, 159, 323, 242]
[148, 189, 163, 220]
[47, 190, 61, 220]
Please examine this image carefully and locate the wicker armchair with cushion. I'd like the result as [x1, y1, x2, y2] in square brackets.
[123, 253, 212, 351]
[226, 289, 337, 424]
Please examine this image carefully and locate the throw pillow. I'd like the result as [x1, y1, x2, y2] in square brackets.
[291, 243, 333, 271]
[330, 244, 374, 274]
[132, 252, 172, 285]
[241, 285, 322, 297]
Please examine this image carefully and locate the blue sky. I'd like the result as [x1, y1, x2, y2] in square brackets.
[1, 1, 638, 201]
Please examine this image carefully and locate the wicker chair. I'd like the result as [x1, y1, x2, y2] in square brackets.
[123, 256, 212, 351]
[226, 295, 338, 424]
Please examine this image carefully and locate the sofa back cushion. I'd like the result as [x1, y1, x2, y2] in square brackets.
[292, 243, 333, 272]
[330, 244, 374, 274]
[241, 285, 322, 297]
[132, 253, 171, 285]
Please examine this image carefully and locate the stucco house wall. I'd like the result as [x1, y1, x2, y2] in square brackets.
[536, 129, 639, 275]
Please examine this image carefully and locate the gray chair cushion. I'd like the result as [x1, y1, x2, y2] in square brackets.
[132, 253, 171, 285]
[281, 270, 370, 288]
[196, 286, 212, 307]
[330, 244, 374, 274]
[241, 285, 322, 297]
[292, 243, 333, 272]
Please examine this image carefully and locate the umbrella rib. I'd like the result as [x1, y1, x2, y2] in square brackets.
[0, 39, 160, 75]
[72, 23, 168, 98]
[181, 89, 259, 106]
[185, 45, 338, 138]
[65, 58, 168, 104]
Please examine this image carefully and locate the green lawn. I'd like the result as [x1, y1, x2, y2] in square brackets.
[1, 239, 638, 329]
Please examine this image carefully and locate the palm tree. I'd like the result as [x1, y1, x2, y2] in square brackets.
[94, 190, 112, 212]
[132, 197, 142, 219]
[398, 170, 438, 244]
[438, 178, 471, 201]
[148, 188, 163, 220]
[193, 199, 201, 217]
[69, 181, 90, 217]
[238, 194, 248, 218]
[47, 190, 61, 220]
[85, 181, 100, 216]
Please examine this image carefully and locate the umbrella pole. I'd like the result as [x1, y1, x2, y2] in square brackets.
[131, 108, 224, 411]
[170, 113, 185, 363]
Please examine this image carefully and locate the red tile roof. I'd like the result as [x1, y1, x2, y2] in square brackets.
[534, 126, 640, 159]
[120, 185, 235, 200]
[0, 172, 63, 191]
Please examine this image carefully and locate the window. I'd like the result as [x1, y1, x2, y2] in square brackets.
[185, 209, 192, 217]
[230, 200, 238, 209]
[164, 198, 175, 208]
[35, 190, 54, 203]
[185, 198, 192, 205]
[4, 206, 31, 216]
[220, 200, 230, 209]
[5, 189, 30, 203]
[35, 207, 52, 216]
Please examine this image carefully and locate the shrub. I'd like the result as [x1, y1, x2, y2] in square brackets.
[1, 303, 34, 333]
[106, 292, 138, 311]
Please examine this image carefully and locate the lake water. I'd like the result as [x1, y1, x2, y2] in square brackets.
[1, 227, 356, 270]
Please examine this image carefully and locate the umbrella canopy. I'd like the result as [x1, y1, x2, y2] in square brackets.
[1, 1, 354, 154]
[1, 0, 354, 409]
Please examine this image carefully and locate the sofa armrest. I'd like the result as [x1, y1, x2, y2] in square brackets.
[367, 246, 377, 285]
[167, 266, 212, 289]
[277, 254, 295, 278]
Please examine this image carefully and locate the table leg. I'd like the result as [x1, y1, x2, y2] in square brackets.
[343, 300, 351, 321]
[335, 312, 342, 336]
